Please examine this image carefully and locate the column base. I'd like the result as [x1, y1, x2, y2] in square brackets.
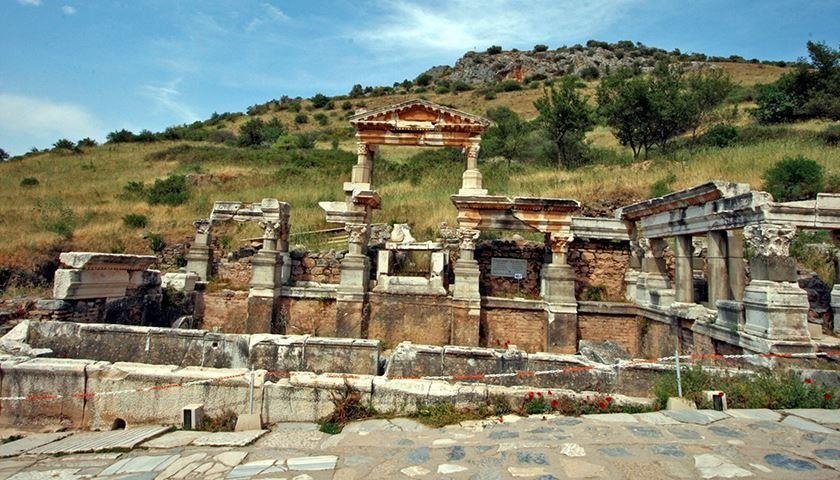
[541, 263, 576, 305]
[743, 280, 810, 340]
[624, 270, 639, 302]
[546, 303, 578, 354]
[246, 294, 277, 334]
[185, 245, 212, 281]
[458, 169, 488, 196]
[451, 299, 480, 346]
[452, 259, 481, 301]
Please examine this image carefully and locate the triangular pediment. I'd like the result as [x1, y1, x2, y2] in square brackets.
[349, 99, 489, 132]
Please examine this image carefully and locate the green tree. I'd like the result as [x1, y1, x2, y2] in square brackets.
[415, 73, 432, 86]
[53, 138, 76, 150]
[106, 129, 136, 143]
[597, 69, 656, 159]
[763, 156, 824, 202]
[534, 76, 594, 167]
[480, 107, 531, 166]
[260, 118, 287, 143]
[310, 93, 331, 108]
[685, 67, 734, 137]
[76, 137, 98, 148]
[348, 84, 364, 98]
[238, 118, 265, 147]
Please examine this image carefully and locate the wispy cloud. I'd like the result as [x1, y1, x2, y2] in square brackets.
[0, 93, 102, 154]
[246, 2, 290, 32]
[61, 5, 76, 15]
[17, 0, 42, 6]
[353, 0, 638, 54]
[140, 81, 198, 122]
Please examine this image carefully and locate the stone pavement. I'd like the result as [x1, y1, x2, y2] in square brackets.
[0, 409, 838, 479]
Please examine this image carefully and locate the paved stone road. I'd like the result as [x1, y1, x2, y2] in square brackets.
[0, 409, 838, 479]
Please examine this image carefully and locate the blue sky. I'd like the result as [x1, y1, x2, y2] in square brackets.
[1, 0, 838, 155]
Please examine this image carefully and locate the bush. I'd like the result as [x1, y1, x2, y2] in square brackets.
[434, 85, 450, 94]
[120, 181, 146, 200]
[52, 138, 76, 151]
[533, 44, 548, 52]
[76, 137, 98, 148]
[650, 173, 677, 198]
[106, 129, 136, 143]
[702, 124, 739, 147]
[207, 130, 237, 144]
[146, 175, 189, 206]
[310, 93, 331, 108]
[317, 380, 375, 434]
[495, 80, 522, 92]
[763, 156, 823, 201]
[313, 112, 328, 126]
[820, 124, 840, 146]
[237, 117, 265, 147]
[486, 45, 503, 55]
[19, 177, 39, 187]
[340, 100, 353, 111]
[294, 113, 308, 124]
[122, 213, 148, 229]
[147, 233, 166, 253]
[578, 66, 600, 80]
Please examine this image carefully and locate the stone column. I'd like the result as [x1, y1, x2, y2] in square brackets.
[336, 223, 371, 338]
[637, 238, 674, 308]
[624, 223, 642, 302]
[707, 230, 730, 308]
[185, 219, 212, 281]
[674, 235, 694, 304]
[350, 141, 374, 187]
[543, 232, 578, 353]
[742, 223, 811, 343]
[247, 220, 284, 334]
[727, 230, 746, 301]
[458, 138, 488, 196]
[450, 227, 481, 346]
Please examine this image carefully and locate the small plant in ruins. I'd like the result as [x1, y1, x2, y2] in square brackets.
[147, 232, 166, 253]
[318, 380, 376, 434]
[122, 213, 148, 229]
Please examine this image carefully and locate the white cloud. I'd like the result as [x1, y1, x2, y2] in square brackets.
[140, 81, 198, 123]
[17, 0, 42, 6]
[0, 93, 103, 155]
[62, 5, 76, 15]
[246, 2, 290, 32]
[353, 0, 639, 54]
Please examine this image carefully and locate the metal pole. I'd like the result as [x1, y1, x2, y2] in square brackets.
[249, 370, 255, 415]
[675, 348, 683, 398]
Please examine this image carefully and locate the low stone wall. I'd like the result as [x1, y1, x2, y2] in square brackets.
[216, 260, 253, 290]
[10, 320, 380, 375]
[481, 299, 548, 353]
[368, 293, 455, 348]
[198, 290, 249, 333]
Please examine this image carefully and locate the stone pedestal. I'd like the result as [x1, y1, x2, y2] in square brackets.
[246, 249, 282, 334]
[637, 273, 674, 308]
[451, 300, 480, 346]
[336, 254, 370, 338]
[458, 170, 488, 196]
[715, 300, 745, 331]
[832, 285, 840, 335]
[624, 270, 639, 302]
[451, 259, 481, 300]
[185, 245, 212, 281]
[541, 263, 578, 353]
[743, 280, 810, 340]
[246, 295, 276, 334]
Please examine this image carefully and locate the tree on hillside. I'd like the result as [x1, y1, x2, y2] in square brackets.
[310, 93, 331, 108]
[0, 148, 9, 161]
[238, 118, 265, 147]
[348, 84, 365, 98]
[106, 129, 136, 143]
[685, 67, 734, 137]
[534, 76, 594, 167]
[597, 69, 657, 159]
[480, 107, 531, 166]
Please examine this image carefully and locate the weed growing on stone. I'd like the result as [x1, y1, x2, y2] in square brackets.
[318, 380, 376, 434]
[203, 410, 237, 432]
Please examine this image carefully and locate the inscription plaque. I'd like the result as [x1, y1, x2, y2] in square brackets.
[490, 257, 528, 278]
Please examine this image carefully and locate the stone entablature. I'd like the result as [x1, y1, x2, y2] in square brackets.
[53, 253, 159, 301]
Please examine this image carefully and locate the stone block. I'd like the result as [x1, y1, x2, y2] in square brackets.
[743, 280, 810, 340]
[714, 300, 744, 331]
[129, 269, 161, 288]
[59, 252, 157, 271]
[53, 268, 130, 300]
[666, 397, 697, 410]
[161, 272, 199, 293]
[832, 285, 840, 335]
[234, 413, 262, 431]
[370, 377, 432, 415]
[749, 256, 798, 282]
[335, 295, 366, 338]
[301, 337, 380, 375]
[245, 296, 275, 334]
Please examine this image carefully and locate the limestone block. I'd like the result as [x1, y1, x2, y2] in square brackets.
[624, 270, 639, 302]
[301, 337, 380, 375]
[832, 285, 840, 335]
[0, 357, 99, 428]
[376, 249, 390, 277]
[743, 280, 810, 340]
[84, 362, 255, 430]
[714, 300, 745, 331]
[59, 252, 157, 271]
[249, 334, 306, 372]
[369, 377, 433, 415]
[129, 269, 161, 289]
[161, 272, 199, 293]
[53, 268, 130, 300]
[262, 378, 352, 423]
[451, 260, 481, 300]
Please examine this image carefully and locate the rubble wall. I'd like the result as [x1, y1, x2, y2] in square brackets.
[567, 239, 630, 301]
[290, 251, 343, 284]
[368, 293, 454, 349]
[480, 301, 548, 353]
[198, 290, 249, 333]
[280, 297, 338, 337]
[475, 240, 544, 299]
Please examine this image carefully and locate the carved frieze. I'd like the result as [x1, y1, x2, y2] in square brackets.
[456, 227, 480, 250]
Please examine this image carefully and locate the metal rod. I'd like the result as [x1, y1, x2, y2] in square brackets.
[675, 348, 683, 398]
[249, 370, 255, 415]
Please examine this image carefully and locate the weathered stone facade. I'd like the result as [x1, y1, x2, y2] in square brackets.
[290, 250, 343, 284]
[567, 239, 631, 301]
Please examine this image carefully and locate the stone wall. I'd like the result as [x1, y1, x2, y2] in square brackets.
[578, 313, 643, 357]
[198, 290, 248, 333]
[475, 240, 543, 299]
[290, 250, 343, 284]
[481, 301, 548, 353]
[368, 293, 455, 349]
[279, 297, 338, 337]
[216, 260, 253, 290]
[568, 239, 630, 301]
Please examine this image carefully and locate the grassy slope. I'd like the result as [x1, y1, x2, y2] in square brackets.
[1, 62, 835, 272]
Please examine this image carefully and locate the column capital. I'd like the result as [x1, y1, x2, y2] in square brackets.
[548, 231, 574, 254]
[457, 227, 480, 250]
[192, 218, 211, 234]
[259, 220, 286, 241]
[744, 224, 796, 257]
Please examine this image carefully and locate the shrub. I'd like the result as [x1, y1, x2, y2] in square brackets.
[451, 80, 472, 92]
[752, 84, 796, 124]
[146, 175, 189, 206]
[310, 93, 331, 108]
[579, 66, 600, 80]
[52, 138, 76, 151]
[317, 380, 375, 434]
[484, 90, 497, 100]
[207, 129, 237, 144]
[122, 213, 148, 229]
[19, 177, 39, 187]
[533, 44, 548, 52]
[120, 181, 146, 200]
[106, 129, 136, 143]
[581, 285, 606, 301]
[415, 73, 432, 86]
[340, 100, 353, 111]
[702, 124, 739, 147]
[650, 173, 677, 198]
[486, 45, 503, 55]
[763, 156, 823, 201]
[495, 80, 522, 92]
[294, 113, 308, 124]
[313, 112, 328, 126]
[820, 124, 840, 146]
[434, 86, 450, 94]
[237, 117, 265, 147]
[147, 233, 166, 253]
[76, 137, 98, 148]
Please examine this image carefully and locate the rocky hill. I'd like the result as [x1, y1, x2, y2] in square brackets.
[418, 41, 778, 86]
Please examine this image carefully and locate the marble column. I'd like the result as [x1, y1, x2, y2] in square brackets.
[247, 220, 284, 334]
[458, 137, 488, 196]
[450, 227, 481, 346]
[707, 230, 730, 308]
[742, 223, 811, 342]
[185, 218, 212, 281]
[637, 237, 674, 308]
[543, 232, 578, 353]
[674, 235, 694, 303]
[350, 141, 374, 187]
[336, 223, 371, 338]
[727, 230, 746, 301]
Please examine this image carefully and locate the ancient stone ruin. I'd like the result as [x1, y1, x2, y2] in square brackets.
[2, 99, 839, 428]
